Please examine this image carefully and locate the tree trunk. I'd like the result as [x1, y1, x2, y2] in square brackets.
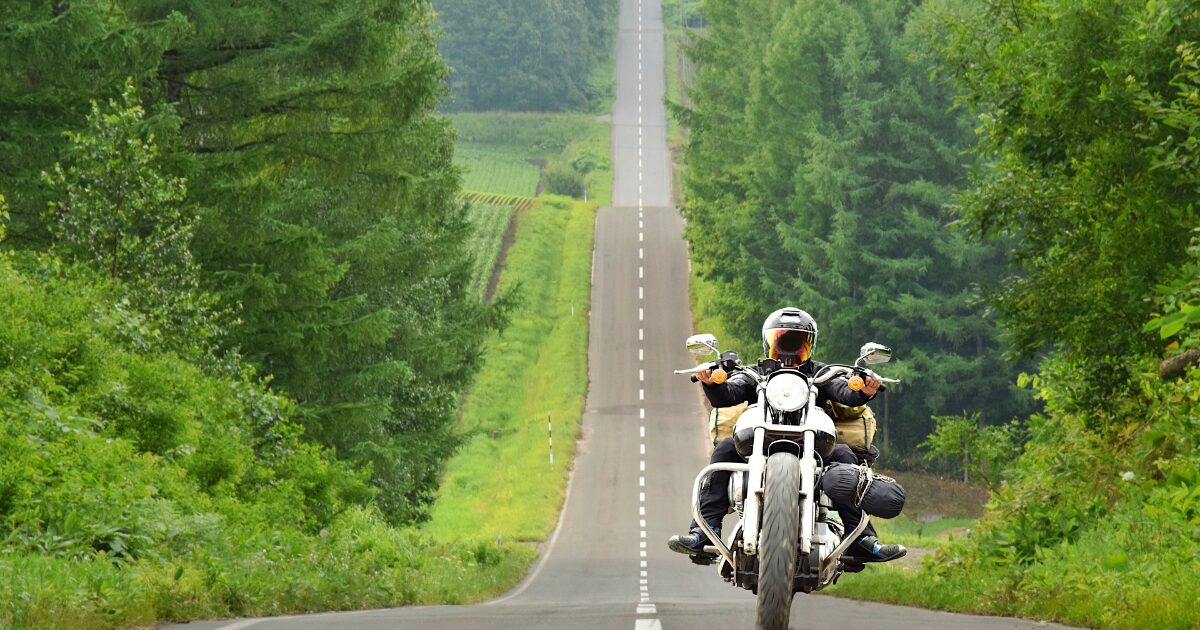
[1159, 348, 1200, 380]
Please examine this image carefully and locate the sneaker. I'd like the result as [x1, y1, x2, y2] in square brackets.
[844, 535, 906, 563]
[667, 525, 720, 563]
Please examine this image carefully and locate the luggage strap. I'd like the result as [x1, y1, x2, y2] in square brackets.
[853, 465, 873, 508]
[853, 465, 897, 507]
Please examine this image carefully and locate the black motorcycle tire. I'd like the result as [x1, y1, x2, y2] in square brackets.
[756, 451, 801, 630]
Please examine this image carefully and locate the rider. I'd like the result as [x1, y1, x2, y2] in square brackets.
[667, 307, 907, 564]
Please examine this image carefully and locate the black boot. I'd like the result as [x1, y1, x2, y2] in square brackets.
[667, 521, 721, 564]
[843, 535, 906, 563]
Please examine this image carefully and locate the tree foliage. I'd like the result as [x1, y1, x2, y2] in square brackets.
[42, 81, 220, 356]
[921, 412, 1023, 490]
[678, 0, 1030, 456]
[899, 2, 1200, 624]
[434, 0, 617, 111]
[931, 0, 1200, 397]
[0, 1, 502, 524]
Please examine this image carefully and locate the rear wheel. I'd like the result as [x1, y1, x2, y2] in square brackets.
[755, 452, 800, 630]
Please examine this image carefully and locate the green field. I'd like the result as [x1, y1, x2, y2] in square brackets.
[466, 203, 517, 301]
[452, 113, 613, 206]
[457, 146, 540, 197]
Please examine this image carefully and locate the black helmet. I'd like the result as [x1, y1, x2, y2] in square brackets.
[761, 307, 817, 366]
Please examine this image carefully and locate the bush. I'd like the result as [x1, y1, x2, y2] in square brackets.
[543, 165, 586, 198]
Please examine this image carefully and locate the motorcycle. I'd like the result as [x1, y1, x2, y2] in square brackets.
[674, 334, 900, 630]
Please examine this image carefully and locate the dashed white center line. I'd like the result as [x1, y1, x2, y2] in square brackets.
[633, 5, 655, 621]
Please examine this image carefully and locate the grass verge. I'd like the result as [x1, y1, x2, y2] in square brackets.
[424, 195, 595, 548]
[0, 507, 538, 628]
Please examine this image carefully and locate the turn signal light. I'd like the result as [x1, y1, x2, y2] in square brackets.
[711, 368, 728, 384]
[847, 375, 864, 391]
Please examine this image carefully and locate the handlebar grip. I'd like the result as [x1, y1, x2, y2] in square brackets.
[690, 375, 699, 383]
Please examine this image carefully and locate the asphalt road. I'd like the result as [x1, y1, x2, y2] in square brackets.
[165, 0, 1076, 628]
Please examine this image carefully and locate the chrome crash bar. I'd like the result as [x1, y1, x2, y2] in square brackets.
[691, 462, 750, 566]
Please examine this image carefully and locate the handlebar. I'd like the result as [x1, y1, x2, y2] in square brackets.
[674, 361, 901, 388]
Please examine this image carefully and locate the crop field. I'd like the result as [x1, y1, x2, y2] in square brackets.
[452, 112, 612, 206]
[457, 145, 540, 197]
[466, 202, 517, 301]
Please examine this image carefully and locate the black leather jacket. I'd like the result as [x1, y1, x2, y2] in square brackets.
[702, 360, 873, 409]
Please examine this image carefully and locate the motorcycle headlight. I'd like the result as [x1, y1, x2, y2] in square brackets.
[765, 373, 809, 412]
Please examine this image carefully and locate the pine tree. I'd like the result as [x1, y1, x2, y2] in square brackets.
[435, 0, 617, 111]
[679, 0, 1031, 454]
[0, 1, 499, 523]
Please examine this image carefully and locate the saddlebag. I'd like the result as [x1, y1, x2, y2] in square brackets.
[823, 400, 877, 457]
[709, 401, 749, 447]
[820, 463, 905, 519]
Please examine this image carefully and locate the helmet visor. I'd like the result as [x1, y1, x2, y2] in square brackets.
[766, 328, 814, 363]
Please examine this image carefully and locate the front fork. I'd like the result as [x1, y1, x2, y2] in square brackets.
[741, 427, 767, 555]
[798, 431, 817, 555]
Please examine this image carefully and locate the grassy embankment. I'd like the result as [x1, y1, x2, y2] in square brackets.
[416, 113, 609, 599]
[0, 115, 609, 630]
[0, 259, 534, 630]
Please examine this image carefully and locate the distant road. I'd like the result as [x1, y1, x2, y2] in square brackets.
[164, 0, 1075, 628]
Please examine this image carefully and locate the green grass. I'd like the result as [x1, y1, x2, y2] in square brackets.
[827, 550, 1200, 630]
[466, 203, 516, 301]
[0, 508, 539, 629]
[870, 515, 976, 548]
[425, 195, 595, 544]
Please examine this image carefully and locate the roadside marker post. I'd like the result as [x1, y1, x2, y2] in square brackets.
[548, 414, 554, 465]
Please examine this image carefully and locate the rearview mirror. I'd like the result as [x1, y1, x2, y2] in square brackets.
[858, 342, 892, 365]
[686, 333, 720, 356]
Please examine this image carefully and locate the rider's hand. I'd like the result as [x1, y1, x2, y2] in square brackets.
[696, 369, 717, 385]
[861, 374, 882, 396]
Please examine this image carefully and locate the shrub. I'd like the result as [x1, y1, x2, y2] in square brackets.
[543, 165, 586, 198]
